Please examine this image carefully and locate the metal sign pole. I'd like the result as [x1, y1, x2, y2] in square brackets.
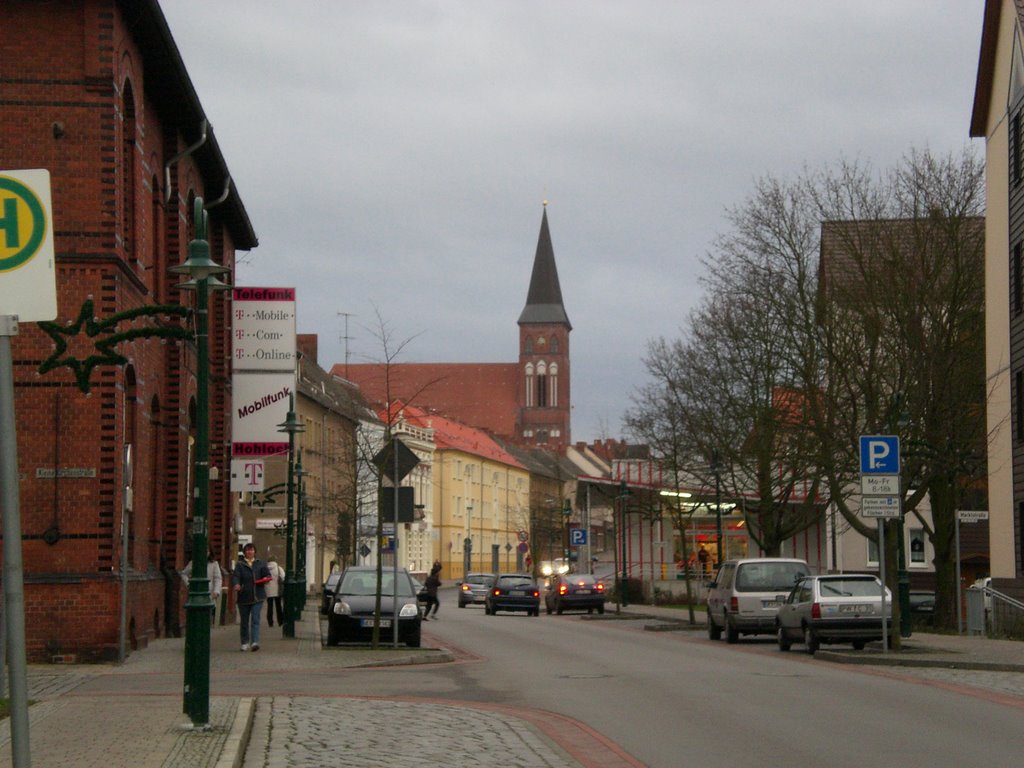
[0, 317, 31, 767]
[879, 519, 888, 655]
[955, 512, 963, 635]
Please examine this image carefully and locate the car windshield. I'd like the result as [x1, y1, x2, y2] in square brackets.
[819, 578, 880, 597]
[566, 576, 596, 586]
[467, 575, 493, 585]
[735, 562, 808, 591]
[497, 576, 534, 589]
[339, 571, 414, 597]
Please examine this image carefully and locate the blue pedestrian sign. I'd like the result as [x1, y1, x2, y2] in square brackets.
[569, 528, 587, 546]
[859, 435, 900, 474]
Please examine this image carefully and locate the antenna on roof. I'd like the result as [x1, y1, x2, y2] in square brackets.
[337, 311, 355, 379]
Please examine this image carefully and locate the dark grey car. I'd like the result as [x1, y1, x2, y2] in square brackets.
[458, 572, 495, 607]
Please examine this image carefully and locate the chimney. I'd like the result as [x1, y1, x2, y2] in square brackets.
[297, 334, 318, 365]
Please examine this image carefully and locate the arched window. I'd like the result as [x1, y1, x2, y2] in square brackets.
[551, 335, 559, 354]
[525, 363, 534, 407]
[549, 362, 558, 407]
[121, 80, 137, 262]
[524, 336, 533, 354]
[536, 361, 548, 408]
[151, 174, 163, 298]
[150, 395, 161, 556]
[124, 367, 137, 566]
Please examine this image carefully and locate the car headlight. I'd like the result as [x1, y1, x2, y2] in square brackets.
[332, 600, 352, 616]
[400, 602, 419, 618]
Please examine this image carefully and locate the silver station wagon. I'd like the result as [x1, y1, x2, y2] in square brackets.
[776, 573, 892, 654]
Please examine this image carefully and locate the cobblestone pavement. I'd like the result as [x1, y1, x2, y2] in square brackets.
[242, 697, 586, 768]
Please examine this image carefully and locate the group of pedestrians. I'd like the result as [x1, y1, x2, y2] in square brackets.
[181, 543, 285, 651]
[184, 549, 445, 650]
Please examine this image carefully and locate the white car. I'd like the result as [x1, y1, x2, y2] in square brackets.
[776, 574, 892, 654]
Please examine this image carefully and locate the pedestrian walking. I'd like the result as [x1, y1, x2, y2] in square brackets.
[233, 542, 272, 651]
[422, 560, 442, 620]
[265, 554, 285, 627]
[180, 547, 223, 626]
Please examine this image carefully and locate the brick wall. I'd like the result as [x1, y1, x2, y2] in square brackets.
[0, 0, 242, 661]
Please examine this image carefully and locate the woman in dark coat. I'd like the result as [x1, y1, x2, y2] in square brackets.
[232, 543, 272, 651]
[422, 561, 442, 619]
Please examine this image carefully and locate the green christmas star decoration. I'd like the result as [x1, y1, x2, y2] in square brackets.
[38, 299, 193, 393]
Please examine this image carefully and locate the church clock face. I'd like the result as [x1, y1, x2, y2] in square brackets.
[537, 336, 546, 346]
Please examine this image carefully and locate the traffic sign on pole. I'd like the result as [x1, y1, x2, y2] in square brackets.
[859, 435, 900, 474]
[0, 169, 57, 322]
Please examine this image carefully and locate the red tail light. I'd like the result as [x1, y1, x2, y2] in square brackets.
[730, 596, 738, 612]
[559, 584, 568, 595]
[811, 602, 821, 619]
[596, 583, 604, 592]
[532, 590, 539, 597]
[461, 584, 470, 592]
[492, 588, 502, 596]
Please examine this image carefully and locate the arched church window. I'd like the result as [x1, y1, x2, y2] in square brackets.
[536, 361, 547, 408]
[525, 363, 534, 407]
[551, 336, 558, 354]
[524, 337, 533, 354]
[549, 362, 558, 407]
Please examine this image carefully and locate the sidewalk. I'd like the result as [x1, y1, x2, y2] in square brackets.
[611, 601, 1024, 671]
[0, 608, 636, 768]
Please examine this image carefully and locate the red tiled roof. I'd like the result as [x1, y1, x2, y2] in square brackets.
[395, 404, 525, 468]
[335, 362, 520, 440]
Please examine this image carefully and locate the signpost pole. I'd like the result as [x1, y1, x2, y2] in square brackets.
[955, 512, 963, 635]
[878, 519, 888, 655]
[1, 318, 31, 768]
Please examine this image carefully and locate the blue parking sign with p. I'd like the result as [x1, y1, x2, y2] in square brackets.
[859, 435, 900, 474]
[569, 528, 587, 546]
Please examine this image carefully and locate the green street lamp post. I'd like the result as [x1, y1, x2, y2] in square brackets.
[711, 449, 723, 565]
[170, 198, 230, 728]
[277, 399, 304, 638]
[295, 454, 308, 612]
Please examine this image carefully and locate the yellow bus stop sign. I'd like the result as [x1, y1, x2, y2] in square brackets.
[0, 169, 57, 322]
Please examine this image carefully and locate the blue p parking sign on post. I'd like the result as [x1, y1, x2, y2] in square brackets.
[569, 528, 587, 546]
[859, 435, 900, 474]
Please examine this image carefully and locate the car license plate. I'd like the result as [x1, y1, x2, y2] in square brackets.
[576, 589, 591, 594]
[511, 589, 525, 596]
[840, 605, 870, 614]
[762, 600, 779, 609]
[360, 618, 391, 628]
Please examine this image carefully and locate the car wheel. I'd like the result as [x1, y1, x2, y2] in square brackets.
[326, 623, 339, 647]
[777, 624, 791, 652]
[532, 608, 539, 616]
[587, 608, 594, 614]
[852, 640, 866, 650]
[708, 613, 722, 641]
[406, 633, 421, 648]
[726, 616, 739, 644]
[556, 604, 564, 615]
[545, 602, 552, 615]
[803, 625, 819, 655]
[458, 601, 466, 609]
[597, 604, 605, 615]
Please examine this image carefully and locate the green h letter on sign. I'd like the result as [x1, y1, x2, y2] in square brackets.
[0, 198, 19, 249]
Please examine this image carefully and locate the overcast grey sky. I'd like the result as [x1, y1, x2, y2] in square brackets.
[161, 1, 985, 445]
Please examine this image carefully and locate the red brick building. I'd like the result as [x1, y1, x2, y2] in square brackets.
[1, 1, 256, 661]
[339, 206, 573, 450]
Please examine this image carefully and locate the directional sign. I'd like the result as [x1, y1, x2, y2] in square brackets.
[862, 496, 901, 518]
[0, 169, 57, 321]
[860, 435, 900, 474]
[861, 474, 900, 496]
[373, 437, 420, 483]
[569, 528, 587, 546]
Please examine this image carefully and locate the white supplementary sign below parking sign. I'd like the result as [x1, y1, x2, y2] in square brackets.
[859, 435, 900, 474]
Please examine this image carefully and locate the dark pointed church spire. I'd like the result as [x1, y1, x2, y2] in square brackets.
[518, 204, 571, 329]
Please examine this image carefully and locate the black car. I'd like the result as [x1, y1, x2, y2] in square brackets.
[320, 571, 341, 615]
[485, 573, 540, 616]
[545, 573, 606, 615]
[325, 566, 422, 647]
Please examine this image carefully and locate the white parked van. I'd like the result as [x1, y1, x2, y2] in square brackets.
[706, 558, 810, 643]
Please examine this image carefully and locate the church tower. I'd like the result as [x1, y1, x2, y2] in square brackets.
[517, 205, 572, 449]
